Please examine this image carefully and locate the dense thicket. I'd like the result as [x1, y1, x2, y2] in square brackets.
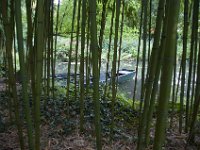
[0, 0, 199, 149]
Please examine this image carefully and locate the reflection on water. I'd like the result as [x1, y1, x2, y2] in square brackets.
[55, 60, 190, 100]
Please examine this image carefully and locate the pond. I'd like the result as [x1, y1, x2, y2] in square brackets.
[55, 60, 192, 101]
[55, 60, 142, 100]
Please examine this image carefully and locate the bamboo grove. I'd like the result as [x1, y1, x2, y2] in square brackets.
[0, 0, 200, 149]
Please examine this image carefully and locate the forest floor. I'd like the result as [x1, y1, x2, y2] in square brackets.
[0, 81, 199, 150]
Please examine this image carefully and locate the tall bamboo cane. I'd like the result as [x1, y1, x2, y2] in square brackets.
[89, 0, 102, 148]
[153, 1, 180, 149]
[35, 0, 45, 149]
[104, 0, 115, 98]
[15, 0, 34, 149]
[66, 0, 77, 117]
[79, 0, 87, 132]
[1, 1, 25, 149]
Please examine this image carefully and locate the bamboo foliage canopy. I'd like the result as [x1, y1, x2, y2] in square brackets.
[0, 0, 199, 149]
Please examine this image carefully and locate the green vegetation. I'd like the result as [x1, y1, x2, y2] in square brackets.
[0, 0, 200, 150]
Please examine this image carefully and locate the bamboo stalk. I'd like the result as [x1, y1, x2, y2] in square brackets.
[89, 0, 102, 148]
[153, 1, 180, 149]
